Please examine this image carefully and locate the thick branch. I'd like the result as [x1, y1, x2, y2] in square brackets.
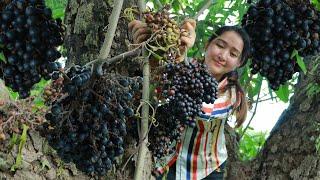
[134, 0, 150, 180]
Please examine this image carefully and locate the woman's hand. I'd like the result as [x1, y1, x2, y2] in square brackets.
[177, 19, 196, 62]
[128, 20, 151, 44]
[180, 19, 196, 49]
[218, 77, 228, 94]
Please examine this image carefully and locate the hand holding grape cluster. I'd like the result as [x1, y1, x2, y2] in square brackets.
[127, 5, 219, 160]
[128, 5, 196, 63]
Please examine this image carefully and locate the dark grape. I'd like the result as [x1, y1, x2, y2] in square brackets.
[0, 0, 64, 98]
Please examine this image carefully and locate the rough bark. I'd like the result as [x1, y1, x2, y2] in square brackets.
[225, 55, 320, 180]
[251, 55, 320, 180]
[64, 0, 142, 76]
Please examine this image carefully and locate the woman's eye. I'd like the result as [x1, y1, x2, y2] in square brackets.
[217, 43, 224, 48]
[231, 53, 238, 58]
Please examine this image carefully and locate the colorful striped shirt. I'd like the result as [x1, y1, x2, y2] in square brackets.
[155, 86, 237, 180]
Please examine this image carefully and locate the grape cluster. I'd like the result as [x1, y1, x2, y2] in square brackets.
[149, 104, 185, 158]
[143, 5, 184, 63]
[242, 0, 320, 90]
[0, 0, 64, 98]
[158, 61, 218, 126]
[42, 66, 142, 176]
[148, 61, 218, 159]
[43, 76, 64, 104]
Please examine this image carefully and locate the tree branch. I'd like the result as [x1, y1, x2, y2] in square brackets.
[193, 0, 216, 20]
[85, 45, 142, 67]
[134, 0, 150, 180]
[92, 0, 124, 76]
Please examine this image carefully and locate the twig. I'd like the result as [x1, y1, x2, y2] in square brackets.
[252, 97, 275, 103]
[239, 84, 262, 140]
[92, 0, 124, 76]
[193, 0, 216, 20]
[85, 44, 143, 67]
[121, 116, 154, 172]
[244, 73, 254, 92]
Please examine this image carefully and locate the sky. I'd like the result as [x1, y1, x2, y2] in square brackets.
[233, 80, 291, 133]
[244, 97, 289, 133]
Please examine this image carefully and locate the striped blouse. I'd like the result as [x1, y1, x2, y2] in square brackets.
[155, 86, 237, 180]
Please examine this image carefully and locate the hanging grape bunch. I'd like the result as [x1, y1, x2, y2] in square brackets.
[148, 104, 185, 159]
[42, 66, 142, 176]
[148, 61, 218, 159]
[143, 5, 186, 63]
[242, 0, 320, 90]
[157, 61, 218, 127]
[0, 0, 64, 98]
[43, 76, 64, 105]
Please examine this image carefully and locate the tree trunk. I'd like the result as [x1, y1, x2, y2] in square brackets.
[64, 0, 142, 76]
[225, 55, 320, 179]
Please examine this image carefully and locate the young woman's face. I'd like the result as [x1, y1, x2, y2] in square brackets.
[204, 31, 244, 81]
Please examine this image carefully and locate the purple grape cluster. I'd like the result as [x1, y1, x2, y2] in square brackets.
[0, 0, 64, 98]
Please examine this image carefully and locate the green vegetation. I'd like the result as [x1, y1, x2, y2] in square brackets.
[238, 127, 268, 161]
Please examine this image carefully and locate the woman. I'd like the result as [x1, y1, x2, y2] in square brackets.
[129, 19, 251, 180]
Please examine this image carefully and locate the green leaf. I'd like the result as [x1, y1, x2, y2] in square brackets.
[0, 52, 6, 62]
[45, 0, 67, 19]
[11, 125, 29, 171]
[9, 133, 19, 150]
[290, 49, 298, 59]
[291, 49, 307, 74]
[275, 84, 289, 102]
[252, 75, 263, 97]
[295, 55, 307, 74]
[311, 0, 320, 10]
[172, 0, 180, 12]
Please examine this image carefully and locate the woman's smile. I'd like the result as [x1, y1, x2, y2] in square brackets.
[213, 60, 225, 67]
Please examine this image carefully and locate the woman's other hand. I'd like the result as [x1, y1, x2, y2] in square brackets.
[218, 77, 228, 94]
[128, 20, 151, 44]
